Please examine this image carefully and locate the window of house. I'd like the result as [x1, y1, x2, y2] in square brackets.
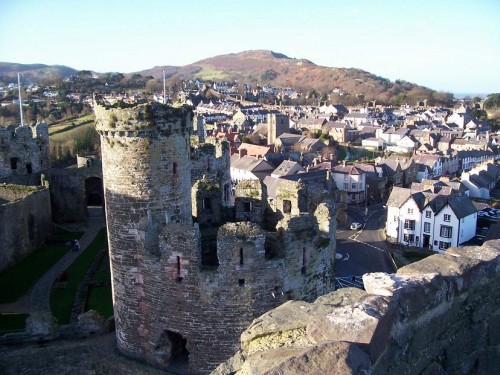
[424, 222, 431, 233]
[344, 174, 348, 181]
[343, 183, 348, 190]
[439, 241, 451, 250]
[352, 183, 357, 190]
[425, 211, 431, 218]
[403, 233, 414, 243]
[440, 225, 452, 238]
[394, 216, 398, 222]
[283, 199, 292, 214]
[408, 208, 413, 214]
[444, 214, 451, 222]
[404, 219, 415, 230]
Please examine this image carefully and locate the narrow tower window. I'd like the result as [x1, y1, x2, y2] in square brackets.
[176, 256, 182, 282]
[173, 162, 177, 175]
[301, 247, 307, 274]
[239, 248, 244, 266]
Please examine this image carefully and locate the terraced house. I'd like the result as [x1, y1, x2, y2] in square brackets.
[386, 182, 477, 251]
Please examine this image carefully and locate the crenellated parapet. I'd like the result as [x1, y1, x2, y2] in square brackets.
[94, 98, 193, 137]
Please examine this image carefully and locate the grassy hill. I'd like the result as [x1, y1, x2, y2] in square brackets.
[137, 50, 450, 105]
[0, 62, 77, 83]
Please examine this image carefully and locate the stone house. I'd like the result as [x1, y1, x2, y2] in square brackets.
[274, 133, 303, 153]
[323, 121, 357, 144]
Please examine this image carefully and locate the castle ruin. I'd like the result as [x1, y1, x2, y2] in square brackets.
[93, 99, 337, 373]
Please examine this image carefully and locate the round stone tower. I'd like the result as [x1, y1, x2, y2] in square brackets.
[94, 99, 194, 366]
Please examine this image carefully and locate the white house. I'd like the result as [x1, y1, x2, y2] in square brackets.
[386, 187, 477, 252]
[331, 163, 366, 204]
[361, 137, 383, 151]
[230, 154, 274, 183]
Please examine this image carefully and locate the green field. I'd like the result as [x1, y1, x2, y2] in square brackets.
[50, 229, 109, 324]
[194, 66, 228, 81]
[49, 114, 95, 138]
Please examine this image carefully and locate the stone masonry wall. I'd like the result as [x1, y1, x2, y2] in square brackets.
[48, 167, 102, 223]
[95, 100, 337, 374]
[214, 240, 500, 375]
[0, 123, 49, 179]
[0, 185, 52, 273]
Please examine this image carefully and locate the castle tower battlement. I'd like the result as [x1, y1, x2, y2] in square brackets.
[95, 100, 337, 374]
[0, 123, 49, 179]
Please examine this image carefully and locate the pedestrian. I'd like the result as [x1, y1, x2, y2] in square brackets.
[74, 239, 80, 252]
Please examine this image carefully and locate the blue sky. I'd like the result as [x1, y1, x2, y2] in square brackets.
[1, 0, 499, 93]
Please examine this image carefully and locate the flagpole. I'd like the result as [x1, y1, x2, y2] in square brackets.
[17, 73, 24, 126]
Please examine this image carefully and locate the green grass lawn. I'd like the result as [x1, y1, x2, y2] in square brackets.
[50, 229, 108, 324]
[50, 121, 95, 143]
[0, 313, 28, 334]
[49, 114, 95, 136]
[0, 232, 82, 304]
[87, 285, 113, 318]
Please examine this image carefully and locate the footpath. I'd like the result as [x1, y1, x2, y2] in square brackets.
[28, 211, 106, 314]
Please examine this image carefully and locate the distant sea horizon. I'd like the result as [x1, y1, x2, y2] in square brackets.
[453, 93, 490, 100]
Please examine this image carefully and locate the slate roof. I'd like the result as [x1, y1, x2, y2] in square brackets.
[332, 165, 364, 175]
[386, 186, 411, 207]
[387, 186, 477, 219]
[271, 160, 304, 177]
[231, 155, 273, 173]
[447, 194, 477, 218]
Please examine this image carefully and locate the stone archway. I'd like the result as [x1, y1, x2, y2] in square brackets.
[154, 330, 189, 369]
[85, 176, 104, 217]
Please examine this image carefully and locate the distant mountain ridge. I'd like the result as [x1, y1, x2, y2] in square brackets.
[0, 51, 452, 104]
[137, 50, 446, 104]
[0, 62, 77, 82]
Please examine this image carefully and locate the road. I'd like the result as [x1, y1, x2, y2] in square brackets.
[334, 204, 397, 289]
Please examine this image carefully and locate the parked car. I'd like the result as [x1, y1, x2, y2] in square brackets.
[350, 222, 363, 230]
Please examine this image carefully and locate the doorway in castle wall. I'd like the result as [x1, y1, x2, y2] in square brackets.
[155, 330, 189, 371]
[85, 177, 104, 218]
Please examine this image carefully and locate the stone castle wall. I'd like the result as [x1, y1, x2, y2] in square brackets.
[95, 100, 337, 374]
[0, 185, 52, 273]
[0, 123, 49, 179]
[47, 167, 103, 223]
[214, 240, 500, 375]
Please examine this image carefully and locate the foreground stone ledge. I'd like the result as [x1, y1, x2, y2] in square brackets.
[214, 240, 500, 374]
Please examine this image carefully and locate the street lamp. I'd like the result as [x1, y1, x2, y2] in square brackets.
[364, 183, 369, 215]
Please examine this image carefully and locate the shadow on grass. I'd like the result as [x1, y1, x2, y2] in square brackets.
[0, 313, 28, 334]
[50, 229, 109, 324]
[0, 231, 83, 304]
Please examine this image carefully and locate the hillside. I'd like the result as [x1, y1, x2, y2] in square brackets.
[138, 50, 448, 105]
[0, 62, 77, 83]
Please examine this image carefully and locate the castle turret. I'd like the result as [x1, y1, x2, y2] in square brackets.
[94, 99, 195, 367]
